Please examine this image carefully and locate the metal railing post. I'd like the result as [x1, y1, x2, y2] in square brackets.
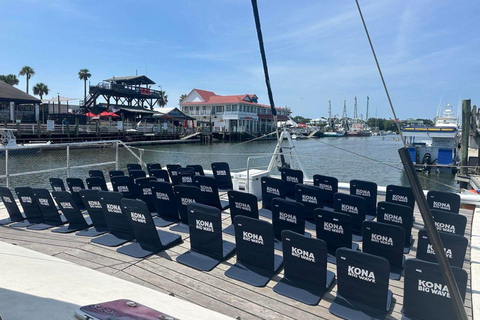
[139, 149, 144, 166]
[115, 141, 119, 170]
[66, 145, 70, 178]
[5, 149, 9, 188]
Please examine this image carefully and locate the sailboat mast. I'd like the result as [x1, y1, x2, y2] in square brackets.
[366, 96, 369, 120]
[328, 100, 332, 119]
[354, 96, 358, 119]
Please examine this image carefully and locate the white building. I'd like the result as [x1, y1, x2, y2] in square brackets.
[180, 89, 290, 134]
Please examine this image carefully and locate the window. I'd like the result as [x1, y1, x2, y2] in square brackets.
[226, 105, 231, 112]
[216, 106, 223, 113]
[232, 105, 237, 111]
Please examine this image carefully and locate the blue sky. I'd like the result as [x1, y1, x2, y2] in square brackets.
[1, 0, 479, 119]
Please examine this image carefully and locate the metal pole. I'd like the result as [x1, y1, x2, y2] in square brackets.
[115, 141, 119, 170]
[66, 145, 70, 178]
[5, 149, 9, 188]
[460, 99, 471, 177]
[139, 149, 144, 167]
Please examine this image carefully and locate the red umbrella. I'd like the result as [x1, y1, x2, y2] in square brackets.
[85, 112, 97, 117]
[99, 111, 120, 117]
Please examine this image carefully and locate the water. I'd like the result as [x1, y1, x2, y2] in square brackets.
[4, 136, 458, 192]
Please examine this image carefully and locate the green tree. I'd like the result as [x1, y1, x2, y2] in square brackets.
[33, 83, 50, 100]
[0, 74, 19, 86]
[19, 66, 35, 93]
[78, 69, 92, 106]
[292, 115, 311, 123]
[179, 93, 187, 104]
[158, 90, 168, 107]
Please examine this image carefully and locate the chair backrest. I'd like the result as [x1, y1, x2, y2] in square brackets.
[350, 179, 377, 217]
[376, 201, 414, 248]
[261, 177, 286, 210]
[98, 191, 135, 240]
[127, 163, 142, 172]
[187, 164, 205, 176]
[15, 187, 43, 223]
[177, 167, 196, 186]
[314, 208, 353, 255]
[211, 162, 233, 189]
[228, 190, 259, 223]
[194, 176, 221, 209]
[427, 190, 461, 214]
[166, 164, 182, 185]
[66, 178, 86, 208]
[333, 193, 366, 235]
[147, 163, 162, 175]
[281, 168, 303, 198]
[0, 187, 24, 222]
[52, 191, 89, 228]
[271, 198, 306, 241]
[295, 184, 324, 220]
[234, 215, 275, 272]
[313, 174, 338, 207]
[129, 169, 147, 180]
[150, 181, 179, 220]
[120, 198, 163, 251]
[385, 184, 415, 209]
[362, 221, 405, 270]
[335, 248, 390, 311]
[403, 259, 468, 320]
[109, 170, 125, 179]
[149, 169, 170, 182]
[32, 188, 64, 225]
[49, 178, 66, 192]
[416, 228, 468, 268]
[173, 185, 202, 223]
[79, 189, 108, 229]
[88, 170, 106, 181]
[135, 177, 157, 212]
[111, 176, 138, 199]
[86, 177, 108, 191]
[431, 209, 467, 236]
[188, 203, 223, 260]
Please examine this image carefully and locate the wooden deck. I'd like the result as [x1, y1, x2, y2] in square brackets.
[0, 195, 474, 320]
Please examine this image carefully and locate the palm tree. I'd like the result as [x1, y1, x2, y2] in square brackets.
[0, 74, 19, 86]
[19, 66, 35, 93]
[179, 94, 187, 104]
[33, 83, 50, 100]
[158, 90, 168, 107]
[78, 68, 91, 105]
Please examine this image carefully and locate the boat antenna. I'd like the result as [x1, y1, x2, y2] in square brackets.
[251, 0, 278, 139]
[355, 1, 468, 319]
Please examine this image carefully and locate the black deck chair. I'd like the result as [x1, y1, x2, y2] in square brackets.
[260, 176, 286, 219]
[127, 163, 142, 172]
[147, 163, 162, 175]
[150, 181, 180, 227]
[177, 167, 196, 186]
[166, 164, 182, 185]
[431, 209, 467, 236]
[66, 177, 86, 210]
[273, 231, 335, 305]
[416, 228, 468, 269]
[362, 221, 405, 280]
[89, 170, 106, 181]
[329, 248, 393, 320]
[86, 177, 108, 191]
[385, 184, 415, 209]
[225, 216, 283, 287]
[350, 179, 377, 220]
[223, 190, 259, 235]
[295, 184, 324, 229]
[109, 170, 125, 179]
[0, 187, 26, 226]
[281, 168, 303, 199]
[129, 169, 147, 180]
[211, 162, 233, 191]
[170, 185, 202, 233]
[135, 177, 157, 215]
[94, 191, 135, 247]
[111, 176, 138, 199]
[187, 164, 205, 176]
[271, 198, 309, 250]
[11, 187, 44, 227]
[49, 178, 66, 192]
[402, 259, 468, 320]
[76, 189, 108, 237]
[194, 175, 229, 210]
[177, 203, 235, 271]
[51, 191, 92, 233]
[376, 201, 414, 253]
[314, 208, 359, 264]
[333, 193, 366, 241]
[117, 198, 182, 258]
[27, 188, 67, 230]
[149, 169, 170, 182]
[427, 190, 461, 214]
[313, 174, 338, 208]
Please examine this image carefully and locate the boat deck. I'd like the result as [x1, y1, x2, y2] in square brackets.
[0, 194, 474, 320]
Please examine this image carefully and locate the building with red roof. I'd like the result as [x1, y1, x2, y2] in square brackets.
[180, 89, 289, 134]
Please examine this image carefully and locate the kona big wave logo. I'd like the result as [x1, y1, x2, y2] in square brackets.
[427, 244, 453, 258]
[131, 211, 146, 223]
[243, 231, 264, 245]
[142, 188, 152, 195]
[38, 198, 49, 206]
[347, 266, 376, 283]
[88, 201, 102, 209]
[200, 185, 213, 193]
[432, 201, 451, 211]
[291, 247, 315, 262]
[341, 204, 358, 214]
[196, 219, 214, 232]
[279, 212, 297, 224]
[371, 233, 394, 246]
[3, 196, 12, 203]
[355, 189, 371, 197]
[392, 194, 408, 203]
[21, 196, 32, 203]
[117, 186, 129, 193]
[235, 202, 251, 212]
[383, 213, 402, 224]
[156, 192, 169, 201]
[434, 221, 455, 233]
[72, 186, 82, 192]
[266, 186, 280, 196]
[54, 187, 63, 191]
[318, 183, 332, 191]
[301, 194, 317, 204]
[286, 176, 298, 183]
[324, 222, 344, 234]
[106, 203, 122, 213]
[216, 170, 227, 176]
[60, 202, 73, 209]
[181, 197, 195, 206]
[418, 280, 450, 297]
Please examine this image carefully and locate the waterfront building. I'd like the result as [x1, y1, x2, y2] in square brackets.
[180, 89, 289, 134]
[0, 80, 41, 122]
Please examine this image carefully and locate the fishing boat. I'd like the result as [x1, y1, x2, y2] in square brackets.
[324, 129, 346, 137]
[401, 104, 459, 173]
[0, 128, 51, 154]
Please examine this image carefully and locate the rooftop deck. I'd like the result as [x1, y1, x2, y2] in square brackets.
[0, 193, 474, 320]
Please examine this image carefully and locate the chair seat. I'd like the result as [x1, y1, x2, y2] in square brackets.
[329, 290, 393, 320]
[176, 240, 235, 271]
[225, 254, 283, 287]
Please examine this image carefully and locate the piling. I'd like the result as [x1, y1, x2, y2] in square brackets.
[460, 99, 471, 183]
